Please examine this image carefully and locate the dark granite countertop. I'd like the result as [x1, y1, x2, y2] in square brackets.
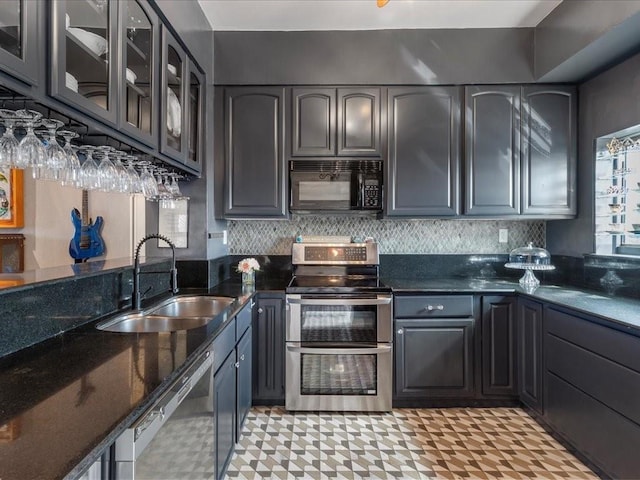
[0, 285, 255, 480]
[3, 273, 640, 480]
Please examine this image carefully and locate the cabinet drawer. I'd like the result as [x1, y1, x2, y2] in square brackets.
[395, 295, 473, 318]
[546, 372, 640, 479]
[545, 307, 640, 373]
[213, 318, 236, 373]
[546, 333, 640, 426]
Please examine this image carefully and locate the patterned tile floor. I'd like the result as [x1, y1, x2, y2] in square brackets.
[226, 407, 597, 480]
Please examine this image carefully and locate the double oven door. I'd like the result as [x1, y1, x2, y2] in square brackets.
[285, 294, 393, 412]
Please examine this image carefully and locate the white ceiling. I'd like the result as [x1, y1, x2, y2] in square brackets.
[197, 0, 563, 31]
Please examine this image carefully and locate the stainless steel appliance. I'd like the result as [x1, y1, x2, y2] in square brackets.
[114, 345, 214, 479]
[289, 160, 383, 213]
[285, 240, 392, 412]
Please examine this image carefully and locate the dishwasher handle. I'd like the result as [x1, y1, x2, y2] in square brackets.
[287, 297, 391, 306]
[286, 344, 392, 355]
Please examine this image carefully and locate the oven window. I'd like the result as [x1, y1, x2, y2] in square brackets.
[301, 353, 377, 395]
[300, 305, 377, 342]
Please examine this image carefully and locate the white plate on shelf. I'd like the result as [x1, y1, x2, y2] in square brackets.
[65, 72, 78, 92]
[167, 88, 182, 137]
[126, 68, 137, 84]
[68, 27, 108, 57]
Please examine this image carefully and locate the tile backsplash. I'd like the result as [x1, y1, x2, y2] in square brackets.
[228, 216, 545, 255]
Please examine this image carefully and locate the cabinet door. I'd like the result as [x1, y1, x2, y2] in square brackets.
[236, 327, 252, 441]
[160, 25, 188, 161]
[224, 87, 287, 218]
[214, 350, 237, 480]
[291, 88, 335, 157]
[118, 0, 158, 147]
[0, 0, 39, 85]
[395, 318, 474, 397]
[465, 86, 521, 215]
[50, 0, 119, 125]
[252, 295, 286, 404]
[521, 86, 577, 216]
[518, 298, 543, 412]
[185, 62, 204, 172]
[387, 87, 461, 216]
[337, 88, 381, 157]
[481, 296, 517, 396]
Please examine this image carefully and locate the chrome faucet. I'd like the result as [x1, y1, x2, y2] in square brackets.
[132, 233, 178, 310]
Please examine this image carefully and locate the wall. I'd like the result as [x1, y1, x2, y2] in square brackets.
[228, 217, 544, 255]
[546, 50, 640, 257]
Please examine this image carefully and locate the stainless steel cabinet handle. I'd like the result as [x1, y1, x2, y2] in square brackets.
[258, 307, 263, 313]
[287, 297, 392, 306]
[426, 304, 444, 311]
[286, 344, 392, 355]
[240, 354, 245, 361]
[397, 329, 403, 335]
[235, 362, 240, 369]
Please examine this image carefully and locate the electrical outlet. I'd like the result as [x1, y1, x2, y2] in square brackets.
[499, 229, 508, 243]
[222, 230, 227, 245]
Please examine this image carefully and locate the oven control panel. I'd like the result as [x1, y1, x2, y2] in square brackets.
[292, 242, 379, 265]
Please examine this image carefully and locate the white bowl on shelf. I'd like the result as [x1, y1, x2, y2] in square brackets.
[126, 68, 137, 84]
[68, 27, 108, 57]
[65, 72, 78, 92]
[167, 88, 182, 137]
[167, 64, 177, 77]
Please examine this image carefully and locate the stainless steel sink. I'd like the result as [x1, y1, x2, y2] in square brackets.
[97, 313, 212, 333]
[147, 295, 235, 317]
[96, 295, 235, 333]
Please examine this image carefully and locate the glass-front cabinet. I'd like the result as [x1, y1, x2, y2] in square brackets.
[186, 66, 204, 171]
[119, 0, 158, 146]
[160, 26, 187, 160]
[0, 0, 39, 85]
[595, 130, 640, 255]
[50, 0, 119, 124]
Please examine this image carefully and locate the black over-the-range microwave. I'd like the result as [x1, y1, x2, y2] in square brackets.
[289, 160, 383, 213]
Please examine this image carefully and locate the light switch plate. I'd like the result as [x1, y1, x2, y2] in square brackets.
[499, 229, 508, 243]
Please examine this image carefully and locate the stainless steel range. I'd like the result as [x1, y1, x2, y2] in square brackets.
[285, 239, 392, 412]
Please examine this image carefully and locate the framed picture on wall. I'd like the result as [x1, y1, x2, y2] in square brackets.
[0, 168, 23, 228]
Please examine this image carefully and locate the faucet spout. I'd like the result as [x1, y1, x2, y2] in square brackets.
[132, 233, 178, 310]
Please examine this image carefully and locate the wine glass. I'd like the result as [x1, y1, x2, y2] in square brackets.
[138, 161, 158, 199]
[95, 146, 118, 192]
[124, 154, 142, 194]
[15, 109, 45, 171]
[58, 130, 82, 188]
[112, 150, 131, 193]
[40, 119, 67, 181]
[169, 173, 189, 201]
[0, 109, 20, 168]
[79, 146, 100, 190]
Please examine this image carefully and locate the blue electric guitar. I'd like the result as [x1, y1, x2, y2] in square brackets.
[69, 189, 105, 262]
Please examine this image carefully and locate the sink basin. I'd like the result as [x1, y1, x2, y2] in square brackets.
[96, 295, 235, 333]
[147, 295, 235, 317]
[96, 313, 212, 333]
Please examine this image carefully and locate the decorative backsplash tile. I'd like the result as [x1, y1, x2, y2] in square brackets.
[228, 216, 545, 255]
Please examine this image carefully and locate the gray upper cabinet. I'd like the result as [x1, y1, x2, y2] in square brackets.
[0, 0, 39, 86]
[291, 88, 335, 157]
[290, 87, 382, 158]
[387, 87, 461, 216]
[224, 87, 287, 218]
[464, 86, 521, 216]
[521, 85, 577, 216]
[50, 0, 119, 125]
[337, 88, 382, 157]
[118, 0, 159, 147]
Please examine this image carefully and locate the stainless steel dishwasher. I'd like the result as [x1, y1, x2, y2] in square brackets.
[114, 344, 214, 479]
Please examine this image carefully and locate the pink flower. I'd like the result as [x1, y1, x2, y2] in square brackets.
[237, 257, 260, 273]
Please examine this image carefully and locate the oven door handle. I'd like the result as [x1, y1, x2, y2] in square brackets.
[287, 297, 391, 306]
[286, 344, 392, 355]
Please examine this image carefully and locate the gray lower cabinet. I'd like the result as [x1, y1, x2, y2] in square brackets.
[236, 327, 252, 442]
[544, 305, 640, 479]
[481, 296, 517, 397]
[394, 295, 475, 398]
[518, 298, 543, 412]
[224, 87, 287, 218]
[252, 294, 286, 404]
[214, 348, 237, 480]
[387, 87, 461, 216]
[521, 86, 577, 216]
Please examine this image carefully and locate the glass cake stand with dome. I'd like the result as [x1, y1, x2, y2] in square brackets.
[505, 242, 555, 289]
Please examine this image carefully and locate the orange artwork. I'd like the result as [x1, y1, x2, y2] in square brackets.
[0, 168, 24, 228]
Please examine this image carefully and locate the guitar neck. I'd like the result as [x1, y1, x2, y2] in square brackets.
[82, 189, 89, 226]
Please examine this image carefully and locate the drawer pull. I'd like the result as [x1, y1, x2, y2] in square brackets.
[426, 304, 444, 311]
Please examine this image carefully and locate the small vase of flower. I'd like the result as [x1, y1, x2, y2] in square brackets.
[237, 257, 260, 285]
